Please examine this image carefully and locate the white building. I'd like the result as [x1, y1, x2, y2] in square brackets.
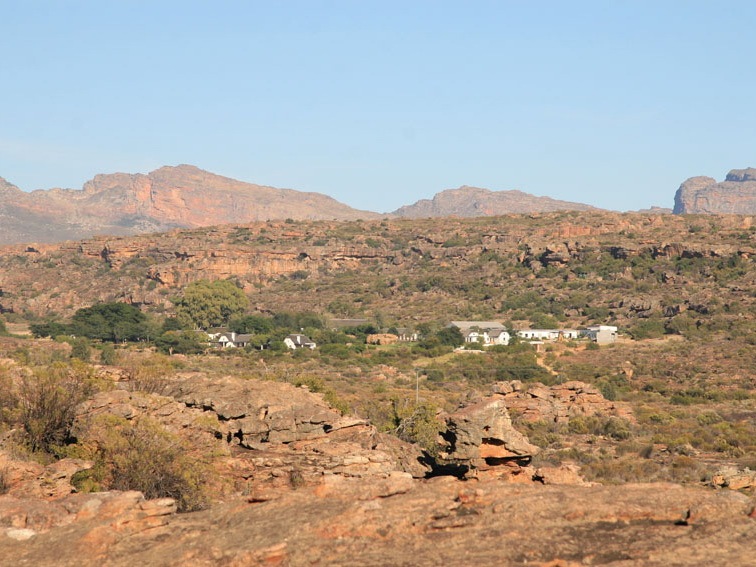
[284, 334, 317, 350]
[583, 325, 618, 345]
[449, 321, 511, 346]
[516, 329, 581, 342]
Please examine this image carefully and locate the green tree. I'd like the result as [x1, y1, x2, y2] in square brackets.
[70, 303, 151, 342]
[155, 330, 206, 355]
[0, 317, 6, 336]
[229, 314, 273, 334]
[435, 326, 465, 347]
[30, 321, 69, 339]
[173, 280, 249, 330]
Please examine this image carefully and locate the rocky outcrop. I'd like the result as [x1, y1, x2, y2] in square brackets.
[0, 451, 92, 501]
[1, 479, 754, 566]
[0, 165, 378, 245]
[493, 380, 634, 425]
[0, 490, 177, 551]
[711, 467, 756, 491]
[393, 186, 599, 218]
[71, 375, 430, 499]
[439, 394, 539, 479]
[674, 168, 756, 214]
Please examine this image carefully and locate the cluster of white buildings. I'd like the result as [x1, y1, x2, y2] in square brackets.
[449, 321, 618, 347]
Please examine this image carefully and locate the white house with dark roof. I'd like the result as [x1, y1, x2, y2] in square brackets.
[449, 321, 511, 346]
[207, 330, 253, 348]
[284, 333, 317, 350]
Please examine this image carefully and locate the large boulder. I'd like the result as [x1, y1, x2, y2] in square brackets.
[439, 396, 539, 479]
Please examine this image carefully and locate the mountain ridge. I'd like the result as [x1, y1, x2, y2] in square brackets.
[0, 165, 380, 245]
[5, 163, 755, 245]
[392, 185, 600, 218]
[0, 165, 603, 245]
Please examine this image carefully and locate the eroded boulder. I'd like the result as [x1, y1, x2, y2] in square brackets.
[439, 396, 539, 479]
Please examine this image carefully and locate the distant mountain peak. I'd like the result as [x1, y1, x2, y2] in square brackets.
[0, 165, 378, 245]
[674, 168, 756, 214]
[391, 185, 599, 218]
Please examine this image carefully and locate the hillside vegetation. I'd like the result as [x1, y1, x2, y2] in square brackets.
[0, 211, 754, 493]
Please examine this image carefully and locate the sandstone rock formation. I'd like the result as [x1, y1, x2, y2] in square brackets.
[71, 375, 430, 499]
[711, 466, 756, 491]
[0, 451, 92, 501]
[673, 168, 756, 214]
[0, 165, 378, 245]
[439, 394, 540, 479]
[392, 185, 599, 218]
[1, 478, 754, 566]
[494, 380, 634, 424]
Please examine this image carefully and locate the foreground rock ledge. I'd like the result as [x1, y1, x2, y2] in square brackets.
[1, 479, 753, 566]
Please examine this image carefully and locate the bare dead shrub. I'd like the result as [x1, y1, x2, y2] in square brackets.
[121, 352, 175, 395]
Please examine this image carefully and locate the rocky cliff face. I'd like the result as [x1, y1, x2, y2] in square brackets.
[392, 186, 599, 218]
[673, 168, 756, 214]
[0, 165, 378, 245]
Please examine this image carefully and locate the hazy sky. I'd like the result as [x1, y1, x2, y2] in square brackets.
[2, 1, 755, 213]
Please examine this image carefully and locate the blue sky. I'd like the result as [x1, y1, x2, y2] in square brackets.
[2, 1, 755, 213]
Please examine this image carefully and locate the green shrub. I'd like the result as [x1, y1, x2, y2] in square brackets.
[72, 415, 209, 512]
[70, 338, 91, 361]
[392, 400, 441, 455]
[19, 362, 100, 453]
[99, 344, 117, 365]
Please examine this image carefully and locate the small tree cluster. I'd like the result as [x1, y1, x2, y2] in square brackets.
[173, 280, 249, 330]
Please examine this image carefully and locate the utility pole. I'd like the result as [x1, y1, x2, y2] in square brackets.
[415, 368, 420, 405]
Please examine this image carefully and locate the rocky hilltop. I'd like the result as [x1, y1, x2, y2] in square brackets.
[673, 168, 756, 214]
[0, 165, 378, 245]
[392, 186, 599, 218]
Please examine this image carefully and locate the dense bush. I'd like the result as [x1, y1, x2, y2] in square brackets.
[19, 362, 102, 453]
[71, 415, 209, 512]
[70, 338, 91, 361]
[391, 399, 441, 455]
